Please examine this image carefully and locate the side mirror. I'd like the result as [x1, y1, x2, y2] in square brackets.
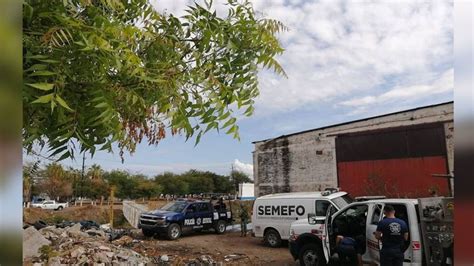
[307, 213, 317, 225]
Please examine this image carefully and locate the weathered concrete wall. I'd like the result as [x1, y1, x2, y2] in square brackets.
[122, 201, 149, 228]
[253, 102, 454, 197]
[444, 121, 454, 194]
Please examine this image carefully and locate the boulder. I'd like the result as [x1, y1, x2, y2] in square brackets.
[48, 256, 62, 266]
[70, 246, 85, 258]
[23, 226, 51, 259]
[160, 254, 169, 262]
[66, 223, 82, 234]
[112, 235, 133, 246]
[93, 252, 111, 264]
[40, 226, 63, 236]
[98, 245, 111, 251]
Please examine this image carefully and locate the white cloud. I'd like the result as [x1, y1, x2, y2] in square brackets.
[233, 159, 253, 180]
[252, 0, 453, 115]
[149, 0, 453, 116]
[340, 68, 453, 112]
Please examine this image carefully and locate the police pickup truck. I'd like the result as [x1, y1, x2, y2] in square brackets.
[289, 197, 454, 266]
[138, 199, 232, 240]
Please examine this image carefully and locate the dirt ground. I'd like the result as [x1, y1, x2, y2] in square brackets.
[131, 231, 295, 265]
[23, 205, 295, 265]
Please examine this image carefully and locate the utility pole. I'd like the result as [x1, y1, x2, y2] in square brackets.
[80, 152, 86, 198]
[109, 186, 116, 229]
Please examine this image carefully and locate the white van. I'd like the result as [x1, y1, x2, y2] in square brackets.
[252, 190, 353, 247]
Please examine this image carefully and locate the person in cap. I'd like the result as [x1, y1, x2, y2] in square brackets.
[374, 205, 409, 266]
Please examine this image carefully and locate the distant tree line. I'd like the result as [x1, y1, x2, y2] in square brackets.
[23, 162, 252, 202]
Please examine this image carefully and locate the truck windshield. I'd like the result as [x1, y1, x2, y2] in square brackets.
[332, 194, 354, 209]
[160, 201, 188, 212]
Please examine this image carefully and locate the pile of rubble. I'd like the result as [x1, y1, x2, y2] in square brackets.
[23, 221, 150, 265]
[24, 220, 250, 265]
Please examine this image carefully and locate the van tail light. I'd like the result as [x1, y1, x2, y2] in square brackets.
[412, 241, 421, 250]
[311, 229, 320, 235]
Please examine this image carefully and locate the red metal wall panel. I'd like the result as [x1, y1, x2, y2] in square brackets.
[337, 156, 449, 198]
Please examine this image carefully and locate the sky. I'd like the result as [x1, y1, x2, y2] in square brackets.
[26, 0, 454, 179]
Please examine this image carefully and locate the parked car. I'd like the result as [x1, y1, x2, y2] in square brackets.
[138, 199, 233, 240]
[252, 189, 353, 247]
[36, 200, 68, 210]
[31, 198, 46, 208]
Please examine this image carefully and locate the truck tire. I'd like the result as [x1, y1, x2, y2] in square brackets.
[298, 243, 326, 266]
[264, 229, 282, 247]
[142, 229, 154, 237]
[57, 206, 63, 210]
[215, 220, 226, 234]
[167, 223, 181, 240]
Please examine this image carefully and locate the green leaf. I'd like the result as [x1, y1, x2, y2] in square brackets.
[219, 111, 231, 120]
[25, 64, 47, 72]
[26, 83, 54, 91]
[194, 131, 203, 146]
[222, 117, 236, 129]
[32, 93, 54, 104]
[50, 146, 68, 157]
[38, 59, 60, 64]
[29, 70, 56, 76]
[25, 54, 48, 59]
[94, 102, 108, 108]
[226, 124, 237, 134]
[57, 151, 71, 161]
[55, 95, 74, 111]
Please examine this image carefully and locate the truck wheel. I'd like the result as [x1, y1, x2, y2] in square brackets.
[57, 206, 63, 211]
[299, 243, 326, 266]
[264, 229, 282, 247]
[142, 229, 154, 237]
[167, 223, 181, 240]
[215, 220, 226, 234]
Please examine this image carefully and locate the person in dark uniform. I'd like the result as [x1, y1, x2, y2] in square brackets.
[374, 205, 409, 266]
[239, 203, 249, 237]
[214, 197, 226, 211]
[335, 235, 364, 266]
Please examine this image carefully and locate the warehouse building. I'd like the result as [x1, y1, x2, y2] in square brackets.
[252, 102, 453, 198]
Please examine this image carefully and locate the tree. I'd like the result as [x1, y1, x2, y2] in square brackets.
[230, 170, 252, 192]
[154, 172, 189, 195]
[134, 174, 162, 199]
[103, 170, 137, 199]
[23, 0, 286, 160]
[208, 171, 233, 193]
[23, 161, 40, 202]
[38, 163, 73, 200]
[79, 164, 109, 199]
[182, 169, 215, 194]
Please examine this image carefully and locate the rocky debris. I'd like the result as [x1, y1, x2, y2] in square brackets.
[79, 220, 100, 230]
[224, 253, 248, 262]
[160, 254, 170, 262]
[199, 255, 215, 264]
[23, 226, 51, 259]
[23, 221, 150, 265]
[112, 235, 133, 246]
[33, 220, 48, 230]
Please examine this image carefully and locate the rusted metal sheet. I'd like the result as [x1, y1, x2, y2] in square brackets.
[337, 156, 449, 197]
[336, 123, 447, 162]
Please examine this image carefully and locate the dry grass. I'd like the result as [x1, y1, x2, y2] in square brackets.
[23, 205, 130, 228]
